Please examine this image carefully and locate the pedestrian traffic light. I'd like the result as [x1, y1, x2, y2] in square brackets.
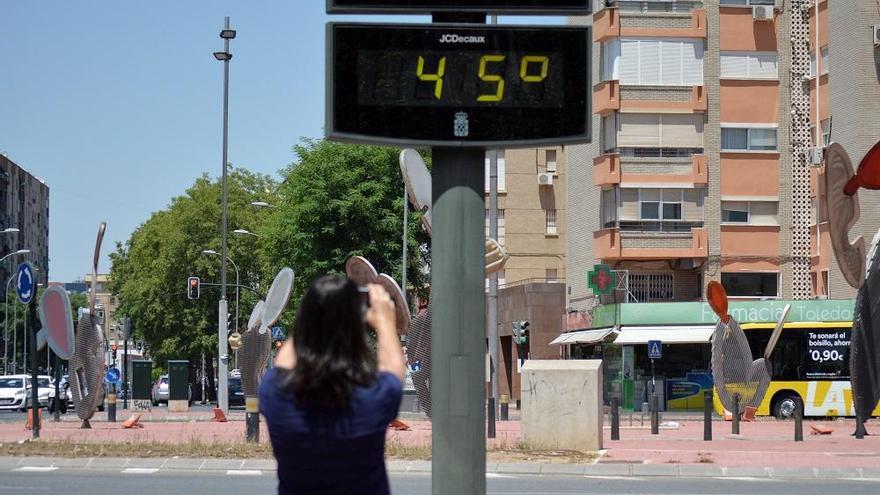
[187, 277, 200, 299]
[227, 313, 234, 332]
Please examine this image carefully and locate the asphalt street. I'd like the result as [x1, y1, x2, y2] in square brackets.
[0, 468, 879, 495]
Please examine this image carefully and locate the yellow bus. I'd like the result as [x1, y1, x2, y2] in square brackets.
[714, 321, 880, 419]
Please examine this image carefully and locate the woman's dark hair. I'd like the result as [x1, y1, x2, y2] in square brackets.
[279, 275, 376, 409]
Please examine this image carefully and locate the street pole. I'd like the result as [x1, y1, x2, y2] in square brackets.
[4, 274, 14, 373]
[402, 183, 408, 304]
[28, 286, 39, 439]
[431, 146, 486, 495]
[488, 146, 499, 438]
[123, 337, 128, 410]
[216, 15, 233, 414]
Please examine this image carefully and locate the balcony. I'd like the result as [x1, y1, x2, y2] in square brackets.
[594, 81, 707, 115]
[595, 225, 708, 261]
[594, 152, 707, 187]
[594, 5, 707, 42]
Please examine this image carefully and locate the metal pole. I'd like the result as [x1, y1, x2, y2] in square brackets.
[703, 390, 712, 441]
[732, 393, 740, 435]
[4, 275, 13, 372]
[794, 397, 803, 442]
[53, 353, 60, 421]
[611, 397, 620, 441]
[488, 148, 499, 437]
[650, 393, 659, 435]
[402, 183, 408, 302]
[500, 393, 509, 421]
[487, 397, 496, 438]
[431, 147, 486, 495]
[29, 288, 39, 438]
[12, 293, 17, 372]
[123, 338, 128, 410]
[217, 16, 232, 414]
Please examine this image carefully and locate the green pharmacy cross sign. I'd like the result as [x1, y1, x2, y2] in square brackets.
[588, 264, 618, 295]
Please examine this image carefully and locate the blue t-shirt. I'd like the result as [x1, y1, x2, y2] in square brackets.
[259, 367, 403, 495]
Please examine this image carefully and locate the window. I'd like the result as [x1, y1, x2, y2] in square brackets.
[601, 188, 618, 228]
[545, 149, 557, 173]
[485, 209, 505, 247]
[546, 269, 558, 282]
[721, 272, 779, 298]
[720, 52, 778, 79]
[617, 114, 704, 149]
[602, 115, 617, 152]
[721, 201, 779, 225]
[810, 46, 829, 77]
[721, 126, 778, 152]
[545, 209, 558, 235]
[603, 39, 703, 86]
[629, 273, 674, 302]
[811, 118, 831, 147]
[484, 151, 506, 192]
[640, 189, 683, 221]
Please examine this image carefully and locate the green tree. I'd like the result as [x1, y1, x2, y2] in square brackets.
[262, 139, 430, 311]
[110, 168, 276, 390]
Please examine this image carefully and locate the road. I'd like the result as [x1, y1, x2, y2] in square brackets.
[0, 468, 878, 494]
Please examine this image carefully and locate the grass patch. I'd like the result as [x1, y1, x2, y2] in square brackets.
[0, 439, 274, 459]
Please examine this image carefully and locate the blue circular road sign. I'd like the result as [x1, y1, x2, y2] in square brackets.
[105, 367, 121, 384]
[16, 262, 35, 304]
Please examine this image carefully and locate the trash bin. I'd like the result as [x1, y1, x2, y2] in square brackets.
[131, 360, 152, 401]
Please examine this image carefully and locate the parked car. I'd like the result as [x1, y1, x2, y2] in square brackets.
[228, 376, 244, 408]
[151, 375, 192, 406]
[0, 375, 28, 411]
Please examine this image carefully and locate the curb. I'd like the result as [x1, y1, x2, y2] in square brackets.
[1, 456, 879, 480]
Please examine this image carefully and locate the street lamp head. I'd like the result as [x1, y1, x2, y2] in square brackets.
[1, 228, 19, 234]
[232, 229, 259, 238]
[250, 201, 273, 208]
[202, 249, 219, 256]
[15, 249, 30, 255]
[213, 51, 232, 61]
[220, 29, 237, 39]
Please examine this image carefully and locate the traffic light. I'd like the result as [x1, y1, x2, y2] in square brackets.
[227, 312, 234, 333]
[512, 320, 530, 345]
[187, 277, 200, 299]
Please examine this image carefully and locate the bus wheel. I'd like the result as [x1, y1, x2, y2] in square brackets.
[774, 393, 801, 420]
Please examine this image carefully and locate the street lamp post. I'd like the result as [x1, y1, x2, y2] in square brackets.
[2, 249, 30, 373]
[203, 249, 240, 362]
[214, 16, 236, 413]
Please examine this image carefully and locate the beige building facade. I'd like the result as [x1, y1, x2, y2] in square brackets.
[85, 273, 121, 342]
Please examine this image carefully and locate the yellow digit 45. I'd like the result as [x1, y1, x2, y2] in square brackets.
[417, 55, 446, 100]
[478, 55, 506, 102]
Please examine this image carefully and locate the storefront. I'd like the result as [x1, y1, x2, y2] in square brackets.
[553, 299, 856, 411]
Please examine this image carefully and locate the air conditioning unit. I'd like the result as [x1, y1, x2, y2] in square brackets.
[752, 5, 773, 21]
[874, 25, 880, 46]
[537, 173, 554, 186]
[807, 147, 824, 167]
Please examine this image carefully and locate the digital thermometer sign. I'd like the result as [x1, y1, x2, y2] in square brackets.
[327, 23, 590, 147]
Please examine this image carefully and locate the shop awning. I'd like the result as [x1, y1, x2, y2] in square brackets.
[550, 327, 616, 345]
[613, 325, 714, 345]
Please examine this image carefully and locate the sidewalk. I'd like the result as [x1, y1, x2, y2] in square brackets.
[1, 410, 878, 474]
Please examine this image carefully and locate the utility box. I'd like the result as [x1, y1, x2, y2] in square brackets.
[521, 360, 604, 452]
[131, 360, 152, 401]
[167, 360, 190, 412]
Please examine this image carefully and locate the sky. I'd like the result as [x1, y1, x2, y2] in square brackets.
[0, 2, 563, 283]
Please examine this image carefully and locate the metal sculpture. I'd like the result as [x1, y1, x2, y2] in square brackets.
[398, 149, 509, 418]
[824, 141, 880, 435]
[239, 269, 293, 402]
[36, 286, 75, 360]
[345, 256, 410, 335]
[708, 281, 789, 415]
[69, 222, 107, 428]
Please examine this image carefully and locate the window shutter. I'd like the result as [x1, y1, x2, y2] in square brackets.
[619, 40, 639, 84]
[660, 114, 704, 148]
[639, 40, 661, 85]
[603, 40, 620, 81]
[749, 53, 778, 79]
[619, 189, 640, 220]
[661, 40, 683, 86]
[602, 115, 617, 152]
[682, 41, 704, 85]
[618, 114, 661, 147]
[720, 52, 749, 78]
[749, 201, 779, 225]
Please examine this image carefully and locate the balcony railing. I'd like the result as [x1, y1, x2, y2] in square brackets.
[602, 0, 703, 13]
[618, 147, 703, 158]
[618, 220, 704, 233]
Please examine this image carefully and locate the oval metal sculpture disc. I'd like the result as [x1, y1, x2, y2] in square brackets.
[249, 300, 266, 334]
[376, 273, 411, 335]
[345, 256, 379, 286]
[69, 313, 106, 422]
[399, 148, 432, 235]
[37, 286, 75, 360]
[711, 316, 771, 411]
[261, 268, 294, 330]
[825, 143, 866, 289]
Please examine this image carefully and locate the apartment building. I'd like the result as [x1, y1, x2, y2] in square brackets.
[567, 0, 833, 311]
[0, 154, 49, 287]
[85, 273, 121, 342]
[827, 0, 880, 299]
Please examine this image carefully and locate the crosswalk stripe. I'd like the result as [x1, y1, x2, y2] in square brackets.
[226, 470, 262, 476]
[14, 466, 58, 472]
[122, 468, 159, 474]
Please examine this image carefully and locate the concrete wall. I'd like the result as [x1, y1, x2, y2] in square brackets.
[521, 359, 603, 452]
